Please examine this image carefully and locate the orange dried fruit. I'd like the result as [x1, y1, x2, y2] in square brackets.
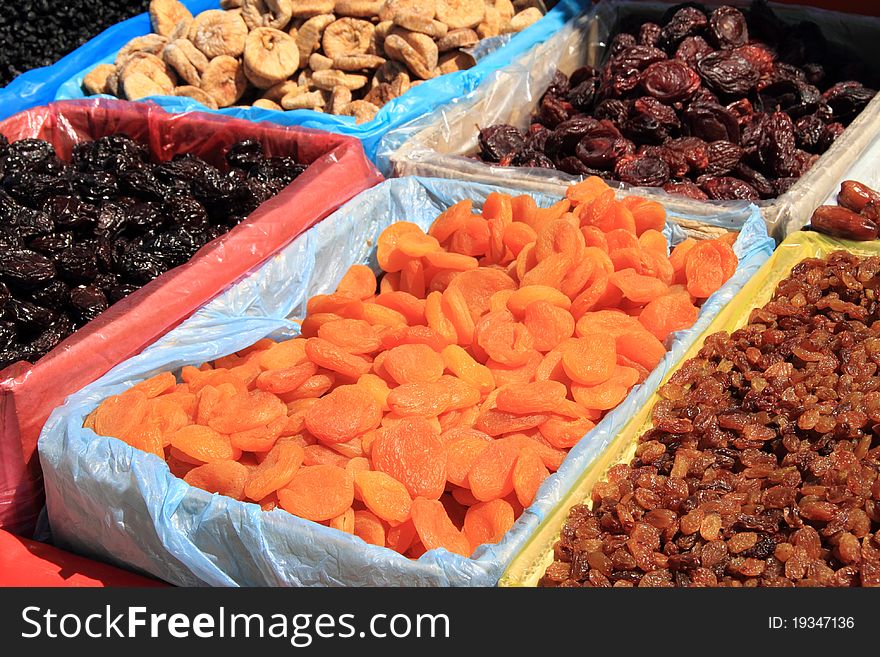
[410, 497, 470, 556]
[387, 381, 453, 417]
[685, 241, 725, 299]
[566, 176, 609, 205]
[383, 343, 444, 384]
[243, 439, 304, 501]
[445, 433, 491, 487]
[353, 510, 387, 547]
[623, 196, 666, 234]
[522, 301, 575, 352]
[304, 337, 372, 379]
[229, 416, 285, 452]
[463, 499, 515, 551]
[374, 291, 426, 326]
[184, 460, 249, 500]
[131, 372, 176, 399]
[354, 470, 413, 525]
[304, 384, 382, 443]
[207, 390, 286, 434]
[302, 444, 349, 467]
[495, 380, 567, 414]
[609, 268, 669, 304]
[317, 319, 381, 354]
[538, 416, 595, 449]
[441, 344, 495, 394]
[561, 335, 616, 386]
[571, 364, 639, 411]
[502, 221, 537, 257]
[429, 200, 472, 243]
[486, 349, 542, 387]
[441, 285, 475, 345]
[335, 264, 377, 299]
[669, 238, 697, 283]
[278, 464, 354, 522]
[93, 390, 150, 440]
[371, 417, 447, 500]
[615, 330, 666, 371]
[170, 425, 235, 463]
[330, 507, 356, 534]
[445, 267, 517, 320]
[473, 310, 534, 367]
[377, 221, 425, 272]
[448, 214, 490, 257]
[467, 439, 520, 501]
[254, 361, 317, 395]
[639, 289, 700, 341]
[506, 285, 571, 316]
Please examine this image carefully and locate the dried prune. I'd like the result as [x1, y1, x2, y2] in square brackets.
[225, 139, 265, 171]
[703, 140, 743, 176]
[56, 244, 99, 283]
[708, 6, 748, 50]
[659, 6, 708, 49]
[696, 51, 759, 97]
[609, 33, 637, 58]
[818, 122, 845, 152]
[795, 114, 826, 153]
[544, 117, 599, 158]
[823, 81, 876, 122]
[666, 136, 709, 173]
[733, 163, 775, 199]
[478, 125, 524, 163]
[0, 249, 56, 290]
[567, 78, 599, 113]
[69, 285, 110, 323]
[537, 95, 574, 129]
[593, 99, 630, 126]
[622, 98, 680, 144]
[611, 46, 667, 73]
[638, 145, 688, 178]
[640, 60, 701, 103]
[614, 155, 670, 187]
[639, 23, 662, 48]
[757, 112, 796, 177]
[683, 103, 740, 143]
[44, 196, 98, 232]
[663, 181, 708, 200]
[700, 175, 758, 200]
[674, 36, 713, 68]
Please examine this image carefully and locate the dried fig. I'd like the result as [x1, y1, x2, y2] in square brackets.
[309, 52, 335, 71]
[253, 98, 283, 110]
[116, 34, 168, 65]
[173, 85, 220, 109]
[335, 0, 385, 17]
[477, 6, 501, 39]
[311, 69, 369, 91]
[150, 0, 193, 37]
[296, 14, 336, 62]
[123, 73, 167, 101]
[289, 0, 336, 18]
[262, 79, 302, 102]
[393, 12, 449, 38]
[384, 34, 435, 80]
[241, 0, 293, 30]
[436, 0, 485, 29]
[438, 50, 474, 74]
[437, 28, 479, 52]
[322, 18, 376, 60]
[341, 99, 380, 124]
[333, 54, 387, 71]
[118, 53, 176, 94]
[82, 64, 117, 96]
[189, 10, 248, 58]
[163, 39, 209, 86]
[281, 90, 326, 110]
[200, 55, 247, 107]
[243, 27, 300, 89]
[331, 86, 353, 113]
[506, 7, 542, 33]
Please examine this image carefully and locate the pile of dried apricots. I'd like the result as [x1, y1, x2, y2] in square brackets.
[87, 176, 738, 558]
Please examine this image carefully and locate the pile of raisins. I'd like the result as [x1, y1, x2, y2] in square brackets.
[0, 133, 306, 370]
[478, 2, 877, 202]
[541, 251, 880, 587]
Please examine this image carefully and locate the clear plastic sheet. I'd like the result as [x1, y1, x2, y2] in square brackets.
[500, 229, 880, 586]
[385, 0, 880, 238]
[47, 0, 582, 164]
[38, 177, 774, 587]
[0, 98, 382, 538]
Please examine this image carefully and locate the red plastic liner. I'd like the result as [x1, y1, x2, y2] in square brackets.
[0, 530, 167, 587]
[0, 99, 383, 538]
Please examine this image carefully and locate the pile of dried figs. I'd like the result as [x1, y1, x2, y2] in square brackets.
[0, 133, 306, 370]
[82, 0, 546, 123]
[541, 251, 880, 587]
[477, 2, 877, 201]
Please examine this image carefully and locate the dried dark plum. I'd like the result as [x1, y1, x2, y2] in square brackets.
[119, 166, 166, 200]
[4, 299, 57, 331]
[639, 22, 662, 48]
[154, 154, 219, 188]
[575, 135, 634, 171]
[69, 285, 109, 324]
[94, 202, 130, 238]
[515, 151, 555, 169]
[703, 140, 743, 176]
[546, 69, 571, 97]
[3, 170, 71, 204]
[538, 95, 574, 129]
[126, 201, 166, 234]
[734, 43, 775, 76]
[614, 155, 670, 187]
[708, 6, 748, 50]
[12, 207, 54, 239]
[818, 122, 845, 152]
[663, 180, 708, 200]
[757, 80, 820, 119]
[0, 249, 56, 289]
[165, 196, 210, 232]
[43, 195, 98, 232]
[107, 283, 141, 304]
[75, 171, 118, 204]
[640, 60, 701, 103]
[701, 175, 759, 200]
[28, 232, 74, 255]
[611, 45, 667, 73]
[696, 51, 759, 97]
[2, 138, 56, 172]
[73, 134, 148, 173]
[593, 99, 630, 126]
[525, 125, 552, 153]
[556, 156, 602, 178]
[225, 139, 265, 171]
[31, 280, 70, 310]
[659, 6, 708, 49]
[666, 136, 710, 174]
[114, 250, 165, 285]
[733, 163, 775, 199]
[674, 35, 713, 68]
[622, 97, 680, 144]
[609, 33, 637, 58]
[683, 103, 740, 143]
[0, 321, 16, 351]
[567, 78, 599, 112]
[638, 145, 688, 178]
[56, 243, 99, 283]
[794, 115, 825, 153]
[757, 112, 796, 177]
[544, 117, 599, 158]
[823, 82, 876, 123]
[145, 226, 203, 268]
[478, 124, 525, 163]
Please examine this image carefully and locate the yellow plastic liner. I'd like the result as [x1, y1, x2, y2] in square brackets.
[499, 231, 880, 587]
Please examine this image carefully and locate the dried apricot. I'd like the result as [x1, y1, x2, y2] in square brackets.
[371, 417, 447, 499]
[278, 464, 354, 522]
[523, 301, 575, 352]
[336, 264, 377, 300]
[685, 241, 725, 299]
[305, 337, 372, 379]
[244, 439, 304, 501]
[561, 335, 616, 386]
[305, 384, 382, 443]
[171, 425, 236, 463]
[468, 439, 519, 501]
[639, 290, 700, 341]
[383, 343, 444, 384]
[496, 380, 567, 414]
[410, 497, 470, 556]
[184, 460, 249, 500]
[354, 470, 412, 525]
[353, 510, 387, 547]
[463, 499, 515, 551]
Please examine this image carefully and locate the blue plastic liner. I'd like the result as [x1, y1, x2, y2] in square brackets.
[40, 0, 584, 163]
[38, 177, 775, 587]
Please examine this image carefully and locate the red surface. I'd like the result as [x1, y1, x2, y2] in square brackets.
[0, 530, 167, 587]
[0, 99, 383, 538]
